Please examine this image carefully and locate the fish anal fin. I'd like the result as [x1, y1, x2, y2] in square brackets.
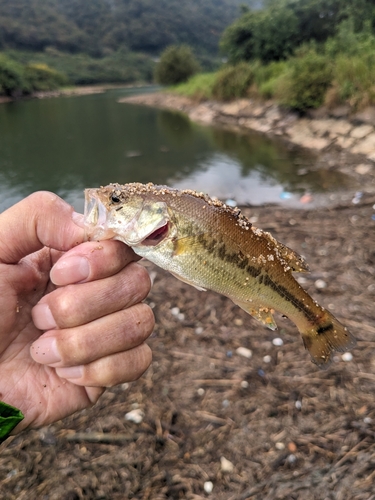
[233, 299, 277, 331]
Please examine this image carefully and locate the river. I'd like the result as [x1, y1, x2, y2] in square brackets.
[0, 87, 350, 213]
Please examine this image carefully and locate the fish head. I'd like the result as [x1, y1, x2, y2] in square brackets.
[84, 183, 172, 247]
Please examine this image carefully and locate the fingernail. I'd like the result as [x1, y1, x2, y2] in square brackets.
[51, 255, 90, 285]
[55, 365, 83, 380]
[32, 303, 57, 330]
[30, 336, 61, 364]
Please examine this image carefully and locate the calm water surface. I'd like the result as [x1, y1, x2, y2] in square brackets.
[0, 87, 350, 213]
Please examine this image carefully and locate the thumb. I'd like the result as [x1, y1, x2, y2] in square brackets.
[0, 192, 85, 264]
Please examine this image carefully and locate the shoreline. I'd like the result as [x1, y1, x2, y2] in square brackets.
[120, 92, 375, 203]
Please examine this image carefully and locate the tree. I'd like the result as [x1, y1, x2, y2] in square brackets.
[154, 45, 200, 85]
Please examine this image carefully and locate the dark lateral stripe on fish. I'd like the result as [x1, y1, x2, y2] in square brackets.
[262, 275, 318, 324]
[197, 235, 261, 278]
[197, 233, 319, 325]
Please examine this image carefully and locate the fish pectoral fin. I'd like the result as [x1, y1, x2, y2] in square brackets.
[233, 299, 278, 330]
[169, 271, 207, 291]
[172, 233, 208, 256]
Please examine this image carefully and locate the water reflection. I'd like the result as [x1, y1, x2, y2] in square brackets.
[0, 87, 351, 213]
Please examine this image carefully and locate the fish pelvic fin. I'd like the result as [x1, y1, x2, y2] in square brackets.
[233, 299, 277, 331]
[301, 313, 356, 367]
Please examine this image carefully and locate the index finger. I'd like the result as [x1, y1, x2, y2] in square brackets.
[0, 192, 84, 264]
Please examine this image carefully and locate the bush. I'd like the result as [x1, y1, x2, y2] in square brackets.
[154, 45, 200, 86]
[326, 55, 375, 109]
[172, 72, 216, 101]
[275, 50, 333, 110]
[211, 62, 255, 101]
[0, 55, 28, 96]
[24, 63, 68, 91]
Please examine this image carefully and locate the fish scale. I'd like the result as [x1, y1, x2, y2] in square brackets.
[84, 182, 356, 367]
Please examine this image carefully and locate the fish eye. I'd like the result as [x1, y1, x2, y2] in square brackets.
[111, 194, 121, 204]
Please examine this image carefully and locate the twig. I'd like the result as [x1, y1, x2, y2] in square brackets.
[62, 431, 138, 443]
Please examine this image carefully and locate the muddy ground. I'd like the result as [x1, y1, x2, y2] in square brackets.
[1, 136, 375, 499]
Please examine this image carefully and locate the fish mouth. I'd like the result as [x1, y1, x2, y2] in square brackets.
[84, 189, 115, 241]
[140, 222, 170, 246]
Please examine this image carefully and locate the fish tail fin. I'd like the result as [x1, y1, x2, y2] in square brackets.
[300, 312, 356, 367]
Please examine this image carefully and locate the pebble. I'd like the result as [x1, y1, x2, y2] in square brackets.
[275, 442, 285, 450]
[272, 338, 284, 346]
[125, 409, 144, 424]
[234, 318, 243, 326]
[204, 481, 214, 494]
[355, 163, 372, 175]
[342, 352, 353, 362]
[195, 326, 204, 335]
[240, 380, 249, 389]
[352, 191, 363, 204]
[364, 417, 373, 424]
[225, 198, 237, 207]
[197, 388, 205, 396]
[287, 454, 297, 464]
[263, 355, 272, 363]
[236, 346, 253, 359]
[315, 279, 327, 289]
[295, 400, 302, 410]
[220, 456, 234, 473]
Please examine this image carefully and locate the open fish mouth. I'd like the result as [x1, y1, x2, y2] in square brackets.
[140, 221, 169, 246]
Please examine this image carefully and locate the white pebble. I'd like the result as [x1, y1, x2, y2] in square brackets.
[197, 388, 205, 396]
[315, 279, 327, 289]
[220, 456, 234, 473]
[295, 400, 302, 410]
[204, 481, 214, 494]
[240, 380, 249, 389]
[364, 417, 373, 424]
[170, 307, 180, 316]
[275, 442, 285, 450]
[272, 338, 284, 346]
[236, 346, 253, 359]
[263, 355, 272, 363]
[342, 352, 353, 362]
[287, 454, 297, 464]
[195, 326, 204, 335]
[125, 408, 144, 424]
[177, 313, 185, 321]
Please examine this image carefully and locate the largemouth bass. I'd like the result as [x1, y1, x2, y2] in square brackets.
[84, 182, 355, 366]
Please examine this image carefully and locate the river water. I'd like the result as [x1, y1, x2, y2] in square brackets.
[0, 87, 350, 213]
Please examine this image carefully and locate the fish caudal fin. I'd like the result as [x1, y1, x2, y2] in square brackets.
[301, 313, 356, 367]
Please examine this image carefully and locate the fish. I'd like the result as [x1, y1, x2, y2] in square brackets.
[84, 182, 356, 367]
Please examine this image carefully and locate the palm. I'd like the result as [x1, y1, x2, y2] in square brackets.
[0, 248, 97, 430]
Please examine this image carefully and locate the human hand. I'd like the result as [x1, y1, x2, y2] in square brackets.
[0, 192, 154, 433]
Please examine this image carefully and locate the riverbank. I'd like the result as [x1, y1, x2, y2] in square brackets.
[120, 92, 375, 199]
[2, 199, 375, 499]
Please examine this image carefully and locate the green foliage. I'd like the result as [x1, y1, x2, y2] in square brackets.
[155, 45, 200, 86]
[220, 5, 299, 63]
[275, 51, 333, 110]
[5, 49, 154, 86]
[172, 73, 217, 100]
[211, 62, 255, 101]
[0, 54, 28, 96]
[24, 63, 68, 91]
[221, 0, 375, 64]
[0, 0, 256, 58]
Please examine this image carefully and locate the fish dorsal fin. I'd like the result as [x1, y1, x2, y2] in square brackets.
[258, 229, 309, 273]
[232, 299, 278, 331]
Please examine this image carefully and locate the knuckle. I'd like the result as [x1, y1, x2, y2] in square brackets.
[123, 263, 151, 302]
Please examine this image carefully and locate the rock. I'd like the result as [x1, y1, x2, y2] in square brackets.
[125, 409, 144, 424]
[265, 106, 282, 122]
[220, 456, 235, 473]
[203, 481, 214, 494]
[330, 105, 351, 119]
[188, 105, 216, 124]
[351, 133, 375, 156]
[309, 119, 336, 137]
[350, 125, 374, 139]
[330, 120, 352, 136]
[336, 136, 355, 149]
[236, 347, 253, 359]
[355, 164, 372, 175]
[353, 107, 375, 126]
